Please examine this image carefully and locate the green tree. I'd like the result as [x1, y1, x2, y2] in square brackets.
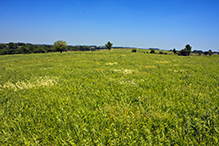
[0, 44, 7, 50]
[131, 49, 137, 52]
[105, 41, 113, 51]
[179, 44, 192, 56]
[150, 49, 155, 53]
[8, 42, 17, 54]
[185, 44, 192, 52]
[208, 50, 213, 56]
[21, 46, 30, 54]
[173, 48, 176, 54]
[54, 40, 67, 53]
[204, 51, 208, 55]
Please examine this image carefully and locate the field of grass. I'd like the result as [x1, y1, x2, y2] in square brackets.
[1, 49, 219, 145]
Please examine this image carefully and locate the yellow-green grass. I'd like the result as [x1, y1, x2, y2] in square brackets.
[0, 49, 219, 145]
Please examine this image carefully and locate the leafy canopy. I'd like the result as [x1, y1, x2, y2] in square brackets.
[54, 40, 67, 53]
[105, 41, 113, 51]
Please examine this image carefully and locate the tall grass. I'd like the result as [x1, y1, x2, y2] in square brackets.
[1, 50, 219, 145]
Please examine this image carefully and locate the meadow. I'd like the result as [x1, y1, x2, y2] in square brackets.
[0, 49, 219, 145]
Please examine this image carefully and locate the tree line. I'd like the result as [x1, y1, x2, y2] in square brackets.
[172, 44, 218, 56]
[0, 42, 108, 55]
[1, 41, 217, 56]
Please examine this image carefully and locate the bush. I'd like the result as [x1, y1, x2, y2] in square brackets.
[204, 51, 208, 56]
[178, 49, 191, 56]
[131, 49, 137, 52]
[150, 49, 155, 54]
[178, 44, 192, 56]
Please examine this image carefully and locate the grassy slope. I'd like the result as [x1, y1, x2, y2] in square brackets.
[0, 49, 219, 145]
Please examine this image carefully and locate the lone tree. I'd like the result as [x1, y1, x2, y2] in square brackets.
[178, 44, 192, 56]
[185, 44, 192, 52]
[173, 48, 176, 54]
[105, 41, 113, 51]
[150, 49, 155, 54]
[208, 49, 213, 56]
[54, 40, 67, 53]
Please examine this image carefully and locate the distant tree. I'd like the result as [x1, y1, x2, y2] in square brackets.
[54, 40, 67, 53]
[178, 44, 192, 56]
[38, 46, 46, 53]
[17, 42, 25, 46]
[204, 51, 208, 56]
[131, 49, 137, 52]
[173, 48, 177, 54]
[150, 49, 155, 54]
[192, 50, 203, 54]
[8, 42, 17, 50]
[0, 48, 8, 55]
[105, 41, 113, 51]
[7, 42, 18, 54]
[0, 44, 7, 50]
[185, 44, 192, 52]
[208, 50, 213, 56]
[21, 46, 30, 54]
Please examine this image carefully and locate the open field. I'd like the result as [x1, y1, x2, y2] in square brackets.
[1, 49, 219, 145]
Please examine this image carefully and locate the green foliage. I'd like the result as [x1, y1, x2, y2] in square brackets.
[0, 42, 109, 55]
[21, 46, 30, 54]
[105, 41, 113, 51]
[204, 51, 208, 55]
[0, 49, 219, 145]
[185, 44, 192, 51]
[208, 50, 213, 56]
[131, 49, 137, 52]
[0, 44, 7, 50]
[179, 48, 190, 56]
[150, 49, 155, 53]
[179, 44, 192, 56]
[54, 40, 67, 53]
[173, 48, 176, 54]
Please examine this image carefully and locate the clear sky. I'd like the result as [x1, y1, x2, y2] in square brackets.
[0, 0, 219, 51]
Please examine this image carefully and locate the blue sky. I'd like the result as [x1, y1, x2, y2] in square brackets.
[0, 0, 219, 51]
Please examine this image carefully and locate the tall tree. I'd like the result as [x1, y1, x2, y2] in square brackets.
[105, 41, 113, 51]
[179, 44, 192, 56]
[54, 40, 67, 53]
[185, 44, 192, 52]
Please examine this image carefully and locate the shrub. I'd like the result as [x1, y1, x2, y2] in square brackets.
[178, 49, 191, 56]
[178, 44, 192, 56]
[204, 51, 208, 55]
[150, 49, 155, 54]
[131, 49, 137, 52]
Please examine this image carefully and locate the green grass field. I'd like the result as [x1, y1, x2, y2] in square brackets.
[1, 49, 219, 145]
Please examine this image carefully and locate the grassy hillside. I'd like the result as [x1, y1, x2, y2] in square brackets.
[1, 49, 219, 145]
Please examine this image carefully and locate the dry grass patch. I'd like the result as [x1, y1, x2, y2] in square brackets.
[1, 76, 58, 91]
[155, 61, 170, 63]
[145, 65, 156, 68]
[105, 62, 118, 65]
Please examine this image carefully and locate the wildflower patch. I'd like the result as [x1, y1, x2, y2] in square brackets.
[113, 69, 137, 74]
[105, 62, 118, 65]
[1, 76, 58, 91]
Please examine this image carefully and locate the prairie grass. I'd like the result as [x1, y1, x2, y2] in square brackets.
[0, 49, 219, 145]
